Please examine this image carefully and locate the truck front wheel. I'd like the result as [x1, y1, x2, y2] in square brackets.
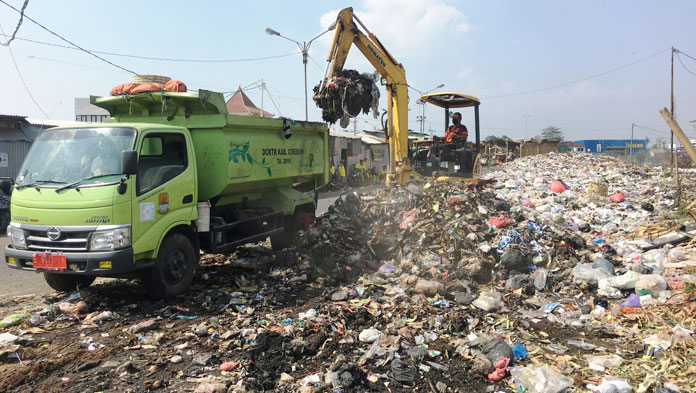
[44, 273, 96, 292]
[145, 233, 196, 298]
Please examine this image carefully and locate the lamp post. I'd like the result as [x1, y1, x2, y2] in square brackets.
[265, 24, 336, 121]
[412, 84, 444, 136]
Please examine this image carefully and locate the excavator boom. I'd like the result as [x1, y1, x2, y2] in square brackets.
[319, 7, 411, 184]
[316, 7, 481, 184]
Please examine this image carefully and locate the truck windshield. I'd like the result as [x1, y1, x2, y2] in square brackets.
[16, 127, 136, 187]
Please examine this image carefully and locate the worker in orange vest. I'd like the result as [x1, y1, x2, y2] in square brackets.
[444, 112, 468, 144]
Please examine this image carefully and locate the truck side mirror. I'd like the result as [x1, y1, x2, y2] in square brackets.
[121, 150, 138, 175]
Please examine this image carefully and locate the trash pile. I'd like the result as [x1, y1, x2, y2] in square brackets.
[1, 152, 695, 393]
[313, 69, 380, 127]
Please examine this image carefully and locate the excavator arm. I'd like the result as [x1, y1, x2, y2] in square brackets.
[321, 7, 412, 184]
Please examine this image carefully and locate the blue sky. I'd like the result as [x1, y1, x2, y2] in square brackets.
[2, 0, 696, 143]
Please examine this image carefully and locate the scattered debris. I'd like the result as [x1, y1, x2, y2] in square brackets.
[1, 153, 695, 392]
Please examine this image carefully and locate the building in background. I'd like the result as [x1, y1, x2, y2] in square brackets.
[558, 141, 586, 153]
[75, 98, 110, 122]
[0, 115, 42, 178]
[518, 138, 560, 157]
[225, 87, 274, 117]
[575, 139, 647, 156]
[329, 128, 388, 173]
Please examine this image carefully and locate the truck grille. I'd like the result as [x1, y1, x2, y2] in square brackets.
[25, 229, 91, 252]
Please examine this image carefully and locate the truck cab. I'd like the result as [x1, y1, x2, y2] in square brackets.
[5, 90, 328, 297]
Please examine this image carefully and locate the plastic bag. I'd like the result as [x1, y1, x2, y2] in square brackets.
[587, 354, 623, 371]
[512, 341, 528, 360]
[509, 365, 573, 393]
[532, 268, 548, 290]
[587, 376, 632, 393]
[573, 263, 610, 284]
[634, 274, 667, 296]
[489, 215, 509, 229]
[472, 290, 504, 312]
[0, 313, 30, 328]
[609, 192, 625, 203]
[598, 271, 642, 297]
[549, 181, 567, 193]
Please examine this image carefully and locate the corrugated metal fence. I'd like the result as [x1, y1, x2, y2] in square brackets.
[0, 140, 32, 179]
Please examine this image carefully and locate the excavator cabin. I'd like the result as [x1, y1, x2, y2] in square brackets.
[410, 92, 481, 181]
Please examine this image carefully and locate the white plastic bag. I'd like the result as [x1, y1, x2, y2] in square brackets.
[573, 264, 610, 284]
[587, 354, 623, 372]
[587, 376, 632, 393]
[509, 365, 573, 393]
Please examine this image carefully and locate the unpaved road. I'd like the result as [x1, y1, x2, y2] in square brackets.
[0, 236, 52, 298]
[0, 186, 382, 298]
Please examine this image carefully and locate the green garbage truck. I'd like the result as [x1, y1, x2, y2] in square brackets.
[4, 90, 328, 297]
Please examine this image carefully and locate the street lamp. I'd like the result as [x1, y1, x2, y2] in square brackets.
[265, 23, 336, 121]
[412, 84, 444, 136]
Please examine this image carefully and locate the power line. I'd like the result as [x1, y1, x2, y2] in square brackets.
[675, 48, 696, 63]
[0, 0, 139, 75]
[16, 52, 238, 92]
[675, 53, 696, 77]
[0, 0, 27, 46]
[307, 54, 325, 71]
[0, 33, 300, 63]
[266, 84, 303, 103]
[482, 48, 670, 99]
[21, 53, 126, 72]
[1, 22, 48, 118]
[633, 125, 670, 135]
[263, 85, 283, 117]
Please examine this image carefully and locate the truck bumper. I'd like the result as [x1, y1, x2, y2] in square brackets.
[4, 245, 143, 275]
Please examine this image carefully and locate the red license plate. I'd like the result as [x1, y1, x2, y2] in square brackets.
[32, 253, 67, 270]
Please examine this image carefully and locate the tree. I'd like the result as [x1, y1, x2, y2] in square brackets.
[541, 126, 563, 141]
[484, 135, 499, 142]
[557, 143, 570, 153]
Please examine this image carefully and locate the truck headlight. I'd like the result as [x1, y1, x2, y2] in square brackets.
[8, 226, 26, 249]
[90, 227, 131, 251]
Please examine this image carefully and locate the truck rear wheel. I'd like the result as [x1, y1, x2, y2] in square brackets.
[144, 233, 196, 298]
[271, 208, 314, 251]
[44, 273, 96, 292]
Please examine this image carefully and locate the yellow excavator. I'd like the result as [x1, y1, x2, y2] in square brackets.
[315, 7, 481, 185]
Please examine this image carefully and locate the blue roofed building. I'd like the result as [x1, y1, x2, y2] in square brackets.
[574, 139, 647, 156]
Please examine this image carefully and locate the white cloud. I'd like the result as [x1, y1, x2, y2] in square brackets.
[319, 0, 471, 59]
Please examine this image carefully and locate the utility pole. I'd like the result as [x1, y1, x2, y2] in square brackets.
[260, 79, 265, 118]
[630, 123, 634, 163]
[671, 47, 675, 168]
[417, 99, 426, 134]
[409, 84, 443, 137]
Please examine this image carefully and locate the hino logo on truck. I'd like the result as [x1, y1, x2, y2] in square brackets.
[367, 44, 386, 68]
[46, 227, 61, 241]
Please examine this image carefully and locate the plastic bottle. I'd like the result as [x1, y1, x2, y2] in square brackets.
[566, 339, 595, 350]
